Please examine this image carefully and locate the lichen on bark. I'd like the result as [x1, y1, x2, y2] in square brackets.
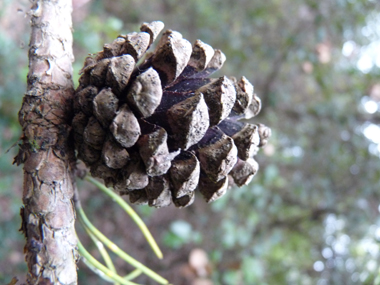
[15, 0, 79, 284]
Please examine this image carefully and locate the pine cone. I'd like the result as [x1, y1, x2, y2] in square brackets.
[72, 21, 271, 208]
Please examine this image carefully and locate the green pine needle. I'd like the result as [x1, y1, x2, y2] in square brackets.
[76, 194, 168, 284]
[77, 237, 142, 285]
[124, 269, 142, 281]
[85, 176, 163, 259]
[84, 227, 119, 285]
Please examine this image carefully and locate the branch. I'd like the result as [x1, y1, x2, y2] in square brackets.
[16, 0, 78, 284]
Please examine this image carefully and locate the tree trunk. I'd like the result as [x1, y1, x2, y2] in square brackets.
[15, 0, 78, 284]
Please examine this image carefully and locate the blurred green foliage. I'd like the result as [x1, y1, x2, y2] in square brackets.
[1, 0, 380, 284]
[162, 220, 202, 249]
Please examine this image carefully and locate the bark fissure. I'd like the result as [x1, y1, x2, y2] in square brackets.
[16, 0, 78, 284]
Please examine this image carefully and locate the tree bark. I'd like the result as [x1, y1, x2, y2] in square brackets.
[15, 0, 78, 284]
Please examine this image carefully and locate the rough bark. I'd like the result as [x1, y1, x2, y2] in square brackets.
[15, 0, 78, 284]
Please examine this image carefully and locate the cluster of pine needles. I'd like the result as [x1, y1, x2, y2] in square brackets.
[76, 176, 169, 285]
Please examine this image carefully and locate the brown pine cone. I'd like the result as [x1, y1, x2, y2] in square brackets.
[72, 21, 271, 208]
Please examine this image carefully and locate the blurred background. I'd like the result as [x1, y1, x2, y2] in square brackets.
[1, 0, 380, 284]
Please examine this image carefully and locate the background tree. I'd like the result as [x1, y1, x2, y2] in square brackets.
[1, 0, 380, 284]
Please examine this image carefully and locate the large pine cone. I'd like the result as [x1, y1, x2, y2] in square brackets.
[72, 21, 271, 208]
